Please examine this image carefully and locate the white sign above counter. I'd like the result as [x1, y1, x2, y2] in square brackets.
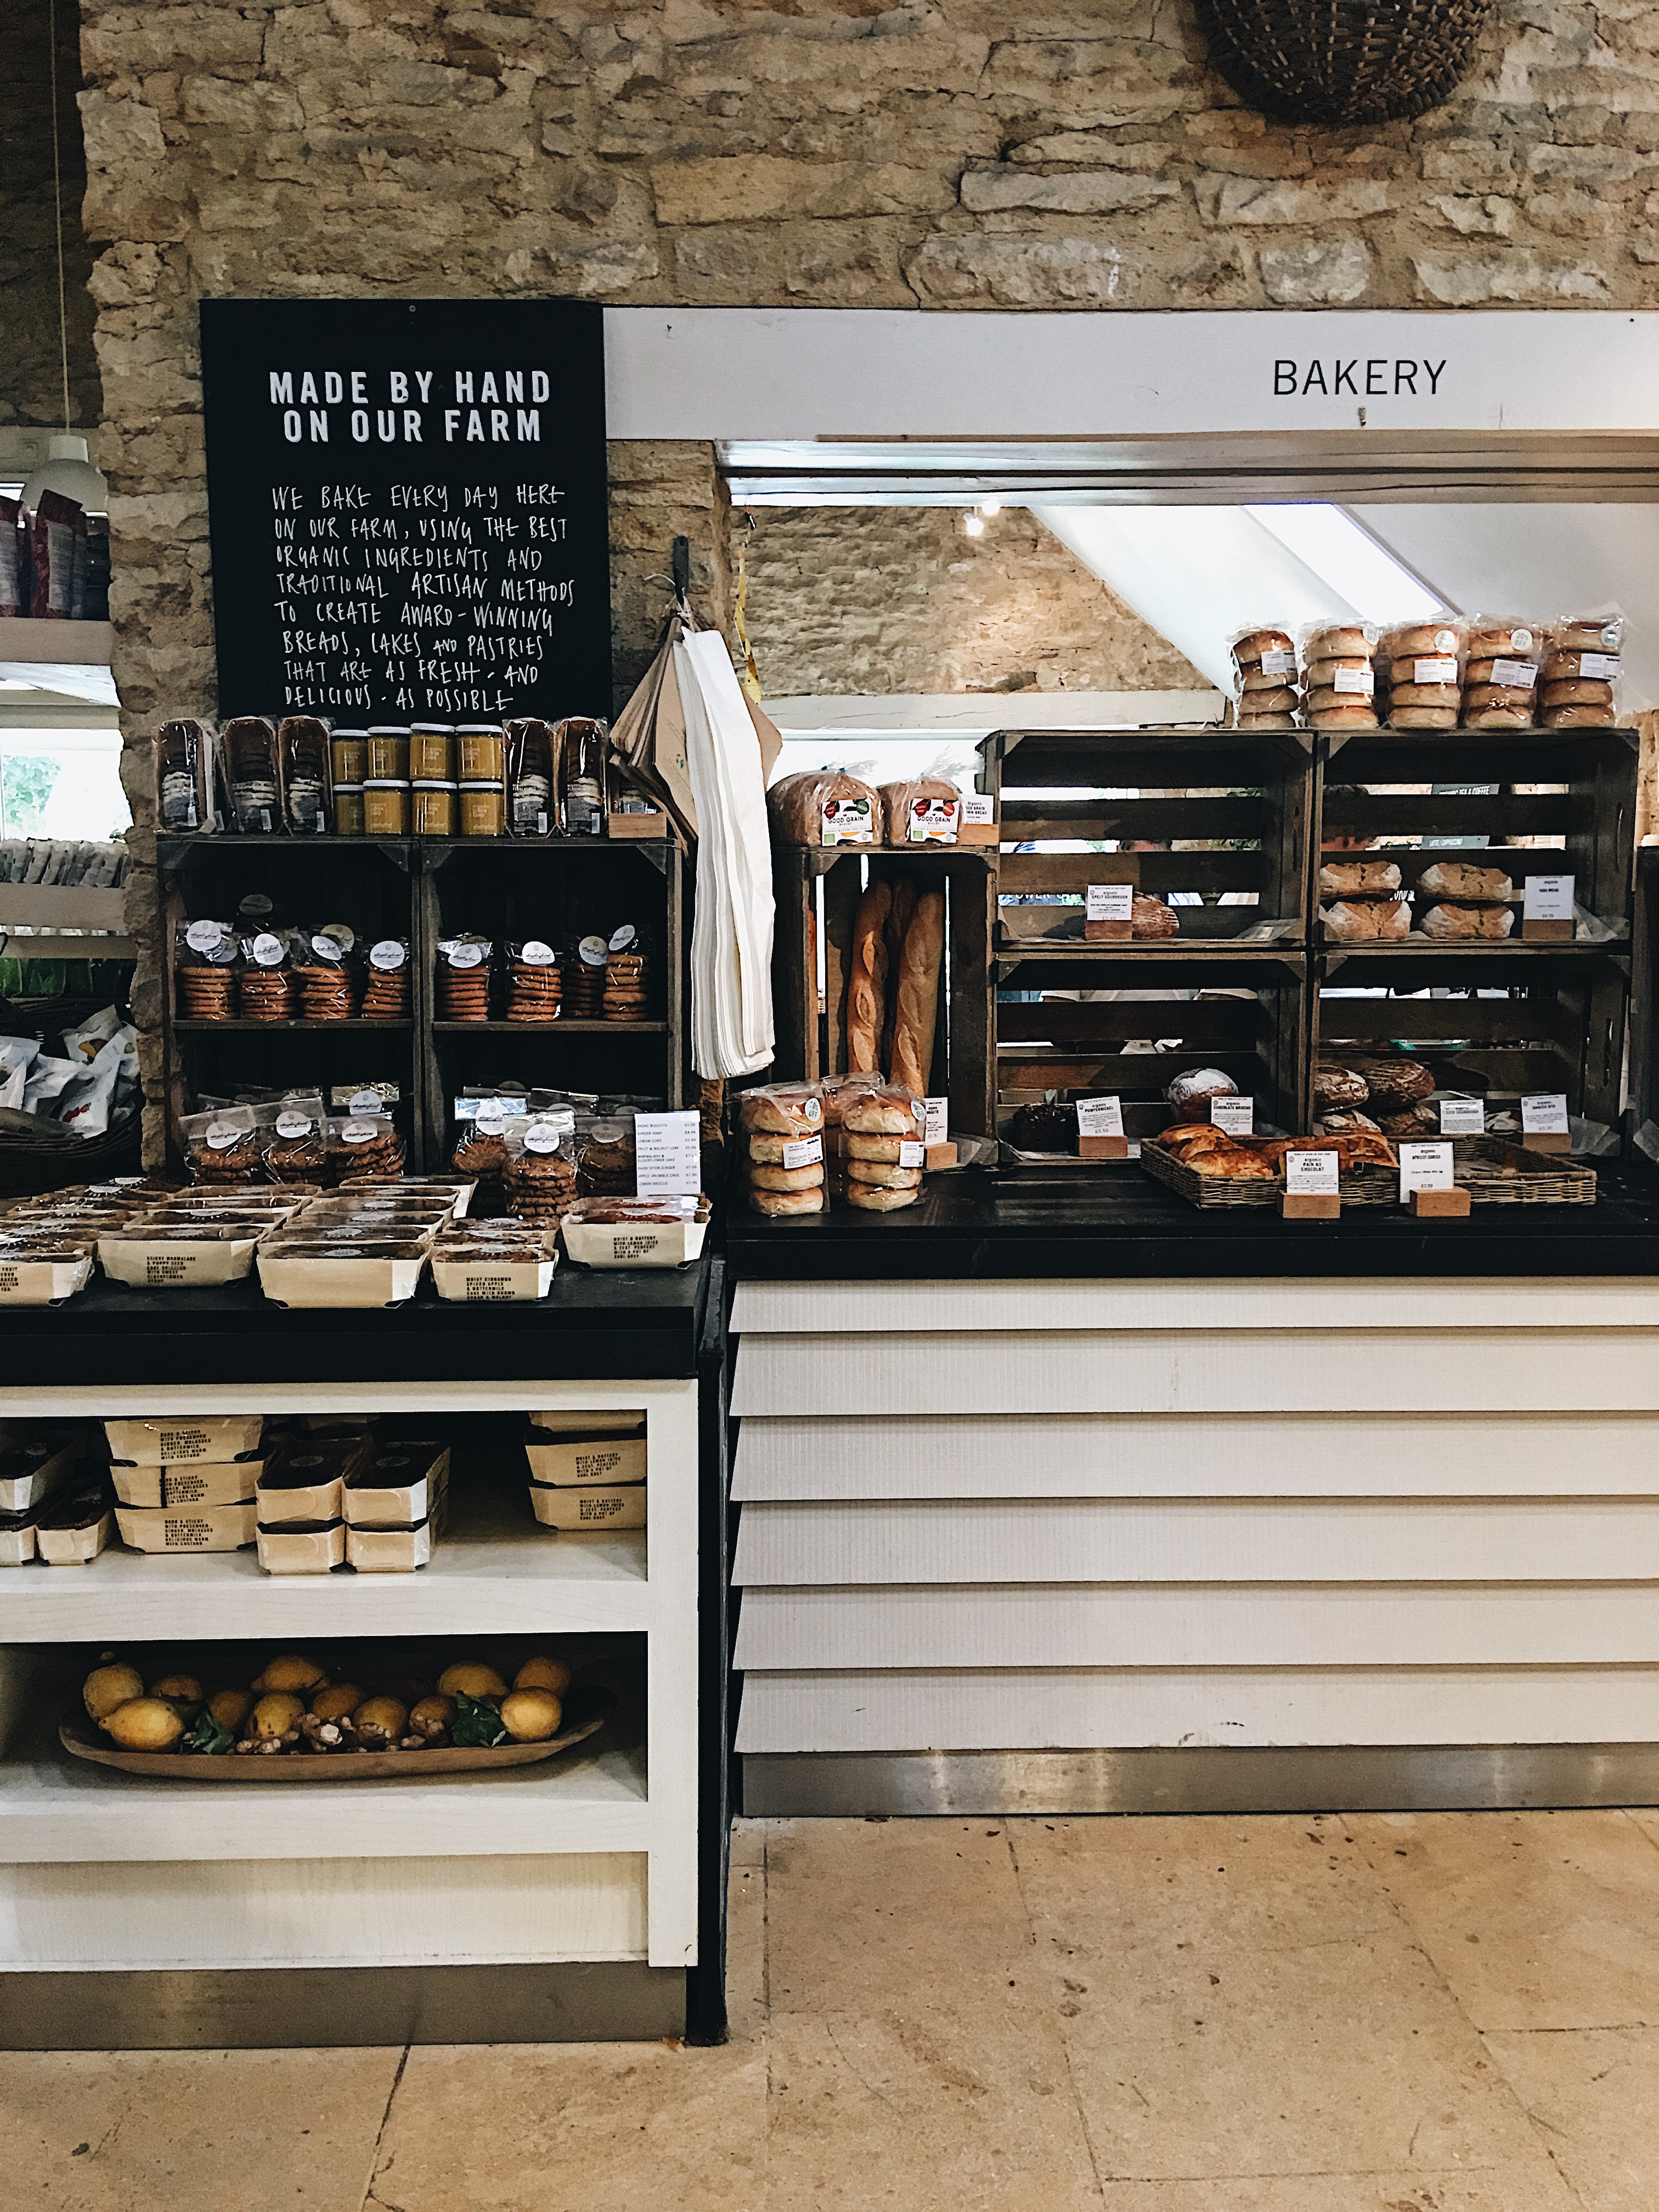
[605, 309, 1659, 441]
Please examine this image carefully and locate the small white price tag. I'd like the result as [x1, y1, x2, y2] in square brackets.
[1210, 1097, 1254, 1136]
[1580, 653, 1622, 681]
[1523, 873, 1574, 921]
[1521, 1093, 1570, 1134]
[1332, 666, 1375, 695]
[961, 794, 995, 826]
[1438, 1096, 1485, 1135]
[1490, 657, 1538, 690]
[1400, 1141, 1455, 1194]
[898, 1139, 925, 1168]
[1259, 648, 1296, 676]
[250, 932, 285, 966]
[1086, 882, 1133, 922]
[635, 1108, 702, 1197]
[1076, 1094, 1125, 1138]
[523, 1120, 562, 1155]
[782, 1136, 823, 1171]
[340, 1118, 379, 1145]
[1414, 657, 1459, 684]
[447, 943, 485, 969]
[1284, 1148, 1339, 1195]
[923, 1097, 950, 1146]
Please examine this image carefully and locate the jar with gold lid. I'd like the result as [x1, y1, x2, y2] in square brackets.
[367, 726, 411, 781]
[459, 782, 505, 838]
[332, 783, 366, 836]
[363, 780, 411, 836]
[413, 781, 458, 837]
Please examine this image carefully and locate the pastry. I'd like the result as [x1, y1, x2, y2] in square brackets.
[1008, 1102, 1075, 1154]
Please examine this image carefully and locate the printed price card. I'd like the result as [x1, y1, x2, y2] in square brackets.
[1521, 1093, 1570, 1134]
[1523, 873, 1573, 921]
[923, 1097, 950, 1146]
[635, 1109, 701, 1197]
[1210, 1097, 1254, 1136]
[1076, 1095, 1125, 1138]
[1438, 1097, 1485, 1135]
[1086, 882, 1133, 923]
[1284, 1148, 1340, 1196]
[1399, 1140, 1455, 1195]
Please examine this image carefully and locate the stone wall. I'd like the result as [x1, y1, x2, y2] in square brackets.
[2, 0, 100, 429]
[742, 504, 1203, 696]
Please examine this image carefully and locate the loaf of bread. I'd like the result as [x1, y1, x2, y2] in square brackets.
[1166, 1067, 1237, 1110]
[1132, 894, 1180, 939]
[1351, 1057, 1435, 1106]
[847, 881, 891, 1073]
[1380, 1102, 1440, 1138]
[767, 770, 879, 848]
[891, 890, 944, 1097]
[1321, 899, 1408, 941]
[1314, 1065, 1369, 1108]
[1417, 861, 1512, 900]
[1304, 625, 1376, 663]
[1316, 1108, 1381, 1134]
[879, 877, 918, 1077]
[1419, 902, 1516, 940]
[882, 777, 961, 845]
[1319, 860, 1401, 895]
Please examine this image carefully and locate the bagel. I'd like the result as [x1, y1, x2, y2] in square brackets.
[1386, 705, 1459, 730]
[1543, 678, 1613, 709]
[1306, 657, 1374, 692]
[1386, 623, 1460, 656]
[745, 1132, 795, 1164]
[1462, 703, 1532, 730]
[845, 1133, 906, 1163]
[1235, 712, 1299, 730]
[845, 1180, 919, 1211]
[1240, 663, 1299, 695]
[1554, 618, 1622, 654]
[843, 1098, 917, 1136]
[1307, 687, 1380, 718]
[1305, 625, 1376, 661]
[748, 1160, 825, 1194]
[1306, 704, 1379, 731]
[1236, 684, 1300, 714]
[1387, 682, 1461, 709]
[748, 1183, 825, 1216]
[1232, 629, 1294, 664]
[1463, 683, 1537, 713]
[1544, 651, 1617, 683]
[1466, 625, 1537, 659]
[1542, 702, 1617, 728]
[847, 1162, 923, 1190]
[1464, 658, 1537, 690]
[739, 1086, 823, 1136]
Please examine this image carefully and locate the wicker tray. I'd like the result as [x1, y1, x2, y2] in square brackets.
[59, 1698, 607, 1781]
[1141, 1142, 1400, 1211]
[1448, 1137, 1597, 1206]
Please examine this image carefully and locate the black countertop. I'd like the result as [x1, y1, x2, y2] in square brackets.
[725, 1161, 1659, 1281]
[0, 1263, 710, 1384]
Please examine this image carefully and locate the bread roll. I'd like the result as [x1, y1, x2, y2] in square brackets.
[891, 890, 944, 1098]
[1386, 623, 1460, 657]
[740, 1085, 825, 1137]
[1464, 658, 1537, 689]
[844, 1092, 918, 1135]
[1305, 625, 1375, 661]
[1554, 618, 1622, 653]
[846, 1133, 906, 1163]
[1235, 712, 1299, 731]
[847, 881, 891, 1074]
[1240, 664, 1298, 694]
[748, 1160, 825, 1194]
[1543, 678, 1613, 709]
[1418, 861, 1512, 900]
[748, 1183, 825, 1216]
[745, 1132, 797, 1164]
[845, 1180, 919, 1211]
[847, 1161, 922, 1190]
[1388, 682, 1460, 708]
[1306, 658, 1375, 692]
[1236, 685, 1299, 714]
[1320, 860, 1401, 894]
[1233, 629, 1294, 664]
[1462, 702, 1532, 730]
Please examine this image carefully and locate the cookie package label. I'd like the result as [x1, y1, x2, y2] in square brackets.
[348, 1089, 383, 1114]
[250, 932, 285, 965]
[524, 1123, 562, 1153]
[446, 944, 484, 969]
[907, 796, 960, 843]
[820, 797, 872, 846]
[608, 923, 637, 952]
[579, 934, 608, 966]
[205, 1120, 246, 1150]
[369, 940, 406, 970]
[340, 1118, 379, 1144]
[520, 940, 556, 965]
[185, 919, 227, 955]
[275, 1111, 313, 1138]
[310, 934, 343, 961]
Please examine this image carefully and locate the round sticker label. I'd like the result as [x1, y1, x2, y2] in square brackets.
[369, 940, 406, 971]
[447, 944, 484, 970]
[475, 1112, 507, 1137]
[803, 1098, 822, 1124]
[579, 934, 608, 966]
[323, 923, 355, 951]
[525, 1121, 562, 1154]
[185, 919, 225, 955]
[1512, 628, 1534, 651]
[1433, 629, 1457, 652]
[348, 1089, 382, 1114]
[521, 940, 556, 965]
[275, 1110, 312, 1138]
[240, 893, 274, 918]
[310, 934, 343, 961]
[250, 932, 285, 966]
[205, 1120, 244, 1150]
[1602, 624, 1622, 648]
[608, 923, 637, 952]
[341, 1118, 379, 1143]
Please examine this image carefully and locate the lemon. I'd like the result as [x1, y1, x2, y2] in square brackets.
[500, 1689, 563, 1742]
[149, 1672, 204, 1711]
[105, 1698, 185, 1753]
[207, 1687, 255, 1734]
[252, 1655, 328, 1695]
[83, 1662, 143, 1725]
[311, 1683, 364, 1723]
[354, 1696, 408, 1739]
[513, 1655, 571, 1697]
[248, 1693, 304, 1740]
[437, 1661, 507, 1702]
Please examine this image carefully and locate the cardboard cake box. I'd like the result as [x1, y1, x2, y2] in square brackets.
[256, 1520, 346, 1575]
[111, 1458, 264, 1509]
[345, 1441, 450, 1530]
[105, 1415, 264, 1467]
[529, 1481, 647, 1531]
[115, 1498, 259, 1553]
[346, 1520, 433, 1572]
[524, 1427, 646, 1489]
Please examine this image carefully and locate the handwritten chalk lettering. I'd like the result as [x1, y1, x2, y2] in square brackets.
[1273, 359, 1447, 398]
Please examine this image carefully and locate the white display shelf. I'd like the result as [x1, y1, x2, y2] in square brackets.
[2, 1492, 648, 1641]
[0, 1709, 648, 1864]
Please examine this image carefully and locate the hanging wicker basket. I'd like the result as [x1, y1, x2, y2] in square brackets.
[1194, 0, 1497, 126]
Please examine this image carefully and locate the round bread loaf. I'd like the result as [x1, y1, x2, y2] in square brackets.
[749, 1160, 825, 1194]
[1387, 705, 1458, 730]
[1306, 701, 1379, 729]
[1554, 619, 1621, 653]
[1233, 628, 1294, 664]
[847, 1161, 922, 1190]
[846, 1180, 919, 1211]
[1543, 678, 1613, 709]
[1387, 682, 1460, 708]
[1314, 1065, 1369, 1108]
[845, 1133, 906, 1163]
[1235, 712, 1300, 730]
[1008, 1102, 1075, 1154]
[1166, 1066, 1237, 1110]
[1462, 702, 1532, 729]
[748, 1183, 824, 1216]
[1543, 701, 1617, 727]
[1240, 663, 1299, 694]
[1305, 625, 1374, 661]
[1387, 623, 1460, 656]
[1306, 657, 1374, 691]
[1237, 685, 1299, 714]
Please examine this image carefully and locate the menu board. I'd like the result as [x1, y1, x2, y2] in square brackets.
[200, 297, 611, 723]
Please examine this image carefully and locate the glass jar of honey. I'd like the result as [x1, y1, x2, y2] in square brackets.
[457, 724, 505, 782]
[459, 782, 505, 837]
[367, 725, 411, 781]
[363, 780, 411, 836]
[332, 783, 366, 836]
[412, 781, 459, 836]
[331, 729, 369, 786]
[410, 724, 455, 781]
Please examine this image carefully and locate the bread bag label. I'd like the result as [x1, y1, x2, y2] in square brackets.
[1437, 1097, 1485, 1136]
[898, 1139, 924, 1167]
[782, 1136, 823, 1170]
[1490, 658, 1538, 690]
[906, 797, 960, 843]
[1579, 653, 1622, 680]
[1259, 648, 1295, 676]
[1332, 667, 1374, 695]
[1413, 657, 1458, 684]
[821, 797, 873, 845]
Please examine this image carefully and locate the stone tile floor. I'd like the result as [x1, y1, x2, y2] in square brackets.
[10, 1809, 1659, 2210]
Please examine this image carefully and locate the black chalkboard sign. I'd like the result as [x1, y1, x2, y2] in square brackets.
[200, 297, 611, 723]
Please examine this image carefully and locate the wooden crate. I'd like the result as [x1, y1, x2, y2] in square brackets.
[1317, 727, 1638, 939]
[985, 726, 1312, 949]
[996, 949, 1310, 1140]
[769, 846, 995, 1136]
[1315, 945, 1629, 1133]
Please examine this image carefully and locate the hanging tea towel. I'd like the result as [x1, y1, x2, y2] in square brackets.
[676, 631, 776, 1077]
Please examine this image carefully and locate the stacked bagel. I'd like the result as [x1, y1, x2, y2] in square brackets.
[1541, 617, 1621, 728]
[739, 1085, 826, 1217]
[1300, 624, 1380, 731]
[1380, 622, 1462, 730]
[1460, 623, 1542, 730]
[832, 1084, 927, 1213]
[1231, 628, 1301, 730]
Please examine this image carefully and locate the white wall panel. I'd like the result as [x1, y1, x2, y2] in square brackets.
[731, 1329, 1659, 1418]
[733, 1582, 1659, 1671]
[734, 1498, 1659, 1588]
[731, 1278, 1659, 1338]
[735, 1667, 1659, 1753]
[732, 1412, 1659, 1500]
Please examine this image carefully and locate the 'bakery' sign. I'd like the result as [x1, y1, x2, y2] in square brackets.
[1274, 358, 1447, 398]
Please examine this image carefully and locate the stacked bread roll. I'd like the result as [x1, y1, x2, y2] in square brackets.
[1461, 622, 1543, 730]
[739, 1085, 826, 1217]
[1301, 624, 1379, 730]
[1380, 623, 1462, 730]
[1541, 617, 1622, 728]
[837, 1083, 927, 1213]
[1231, 628, 1301, 730]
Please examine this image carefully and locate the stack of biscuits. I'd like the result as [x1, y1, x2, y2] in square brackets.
[563, 949, 605, 1018]
[602, 951, 647, 1023]
[238, 961, 297, 1022]
[577, 1120, 636, 1199]
[506, 950, 562, 1023]
[437, 947, 492, 1022]
[178, 962, 236, 1021]
[360, 950, 411, 1020]
[504, 1141, 578, 1223]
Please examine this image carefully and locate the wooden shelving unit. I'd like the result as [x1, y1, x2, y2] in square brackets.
[158, 827, 685, 1172]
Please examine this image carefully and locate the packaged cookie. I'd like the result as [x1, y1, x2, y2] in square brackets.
[562, 934, 608, 1017]
[436, 935, 493, 1022]
[295, 928, 361, 1019]
[505, 939, 563, 1022]
[237, 928, 297, 1022]
[179, 1104, 264, 1186]
[156, 718, 218, 833]
[263, 1093, 328, 1183]
[175, 916, 240, 1021]
[361, 937, 411, 1020]
[506, 716, 560, 837]
[602, 921, 648, 1021]
[325, 1110, 406, 1184]
[504, 1117, 579, 1222]
[577, 1115, 636, 1198]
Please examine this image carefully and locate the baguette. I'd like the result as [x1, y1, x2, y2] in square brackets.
[891, 890, 944, 1098]
[847, 882, 891, 1074]
[881, 877, 918, 1079]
